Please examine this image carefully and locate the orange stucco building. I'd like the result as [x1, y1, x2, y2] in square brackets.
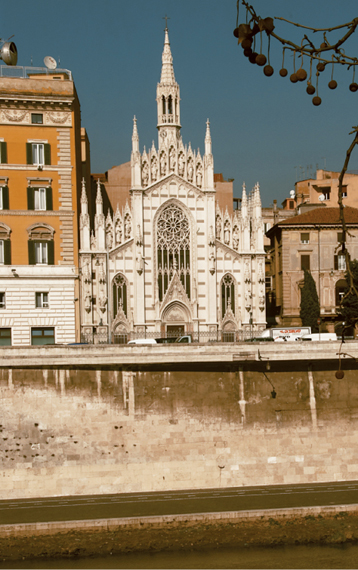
[0, 68, 89, 345]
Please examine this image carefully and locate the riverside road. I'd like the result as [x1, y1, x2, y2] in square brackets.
[1, 481, 358, 525]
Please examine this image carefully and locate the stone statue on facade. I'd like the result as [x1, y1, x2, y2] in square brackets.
[142, 162, 149, 186]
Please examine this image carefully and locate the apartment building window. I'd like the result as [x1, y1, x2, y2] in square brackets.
[289, 200, 295, 209]
[0, 186, 9, 210]
[26, 143, 51, 166]
[0, 240, 11, 265]
[342, 186, 348, 198]
[336, 279, 348, 306]
[0, 293, 5, 309]
[321, 187, 331, 200]
[27, 187, 53, 211]
[0, 328, 11, 346]
[0, 142, 7, 164]
[301, 232, 310, 244]
[301, 255, 310, 270]
[334, 254, 346, 271]
[263, 222, 271, 233]
[35, 292, 49, 308]
[31, 327, 55, 346]
[28, 224, 54, 265]
[31, 113, 43, 124]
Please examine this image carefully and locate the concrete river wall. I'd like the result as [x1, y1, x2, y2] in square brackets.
[0, 341, 358, 499]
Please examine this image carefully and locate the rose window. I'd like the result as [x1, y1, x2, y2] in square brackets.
[157, 204, 191, 301]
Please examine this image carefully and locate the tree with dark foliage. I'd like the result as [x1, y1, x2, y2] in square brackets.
[338, 260, 358, 333]
[300, 270, 320, 333]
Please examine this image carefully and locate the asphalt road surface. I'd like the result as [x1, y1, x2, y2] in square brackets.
[1, 481, 358, 526]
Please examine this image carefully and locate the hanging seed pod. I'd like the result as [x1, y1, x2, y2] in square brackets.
[312, 96, 322, 106]
[249, 52, 258, 64]
[297, 68, 307, 81]
[349, 66, 358, 91]
[243, 48, 252, 57]
[296, 51, 307, 82]
[263, 65, 274, 76]
[335, 370, 344, 379]
[328, 57, 337, 90]
[290, 51, 298, 82]
[256, 54, 267, 66]
[233, 27, 239, 38]
[306, 83, 315, 95]
[320, 42, 328, 49]
[241, 38, 252, 49]
[317, 62, 325, 72]
[279, 48, 288, 77]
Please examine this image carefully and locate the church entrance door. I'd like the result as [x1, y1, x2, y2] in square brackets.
[166, 325, 185, 339]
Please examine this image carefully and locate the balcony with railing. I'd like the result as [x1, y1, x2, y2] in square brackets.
[0, 65, 72, 81]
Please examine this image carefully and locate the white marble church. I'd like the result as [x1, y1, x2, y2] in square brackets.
[79, 26, 266, 342]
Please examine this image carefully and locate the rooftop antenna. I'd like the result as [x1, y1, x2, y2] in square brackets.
[44, 56, 57, 70]
[0, 36, 17, 66]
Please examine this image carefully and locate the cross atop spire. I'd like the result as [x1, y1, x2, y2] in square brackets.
[163, 14, 170, 31]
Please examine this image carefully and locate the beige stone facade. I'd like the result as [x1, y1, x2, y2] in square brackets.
[267, 206, 358, 331]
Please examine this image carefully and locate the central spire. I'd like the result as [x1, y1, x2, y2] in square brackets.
[157, 24, 181, 138]
[160, 26, 176, 85]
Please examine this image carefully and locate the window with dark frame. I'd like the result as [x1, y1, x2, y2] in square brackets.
[0, 292, 5, 309]
[301, 255, 310, 271]
[0, 328, 11, 346]
[35, 292, 49, 308]
[31, 327, 55, 346]
[301, 233, 310, 244]
[31, 113, 43, 124]
[0, 142, 7, 164]
[334, 254, 346, 271]
[0, 186, 9, 210]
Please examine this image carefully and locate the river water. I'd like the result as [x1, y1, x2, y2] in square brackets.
[2, 543, 358, 569]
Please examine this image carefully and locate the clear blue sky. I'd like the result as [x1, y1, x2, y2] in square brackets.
[2, 0, 358, 206]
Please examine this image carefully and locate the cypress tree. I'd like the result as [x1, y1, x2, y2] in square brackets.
[300, 269, 320, 333]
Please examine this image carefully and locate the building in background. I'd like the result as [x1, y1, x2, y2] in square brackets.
[295, 169, 358, 209]
[79, 27, 266, 343]
[266, 206, 358, 332]
[0, 66, 88, 345]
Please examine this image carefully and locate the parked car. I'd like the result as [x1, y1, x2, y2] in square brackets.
[127, 338, 157, 345]
[300, 333, 337, 341]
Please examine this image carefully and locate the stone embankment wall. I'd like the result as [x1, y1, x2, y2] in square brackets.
[1, 361, 358, 499]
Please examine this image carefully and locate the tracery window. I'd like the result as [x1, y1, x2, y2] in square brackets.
[157, 204, 191, 301]
[113, 274, 127, 319]
[221, 274, 235, 318]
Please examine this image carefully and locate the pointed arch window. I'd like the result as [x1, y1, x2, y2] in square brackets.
[113, 274, 127, 319]
[221, 274, 235, 318]
[157, 204, 191, 301]
[168, 95, 173, 115]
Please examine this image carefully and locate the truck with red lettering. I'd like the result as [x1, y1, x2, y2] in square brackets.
[259, 327, 311, 342]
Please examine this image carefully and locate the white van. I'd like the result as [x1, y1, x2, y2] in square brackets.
[300, 333, 337, 341]
[127, 338, 157, 345]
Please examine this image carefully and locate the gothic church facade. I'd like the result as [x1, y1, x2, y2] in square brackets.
[79, 27, 266, 341]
